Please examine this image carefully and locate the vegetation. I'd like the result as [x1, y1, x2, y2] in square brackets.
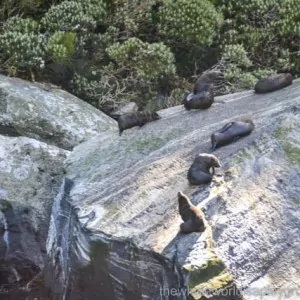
[0, 0, 299, 113]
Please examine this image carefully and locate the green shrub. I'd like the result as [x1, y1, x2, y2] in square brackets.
[0, 0, 56, 22]
[158, 0, 223, 46]
[273, 0, 300, 37]
[212, 44, 276, 93]
[0, 17, 45, 75]
[71, 70, 140, 112]
[157, 0, 223, 77]
[106, 37, 176, 81]
[106, 0, 158, 38]
[216, 0, 299, 72]
[221, 44, 252, 68]
[41, 0, 106, 32]
[45, 31, 77, 63]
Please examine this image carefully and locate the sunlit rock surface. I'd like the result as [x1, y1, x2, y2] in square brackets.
[46, 80, 300, 299]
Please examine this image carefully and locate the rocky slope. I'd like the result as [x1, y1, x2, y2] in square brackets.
[0, 75, 117, 299]
[0, 135, 68, 299]
[1, 74, 300, 299]
[46, 79, 300, 299]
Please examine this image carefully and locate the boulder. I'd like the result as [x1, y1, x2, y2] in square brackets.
[0, 135, 69, 298]
[0, 75, 117, 150]
[45, 80, 300, 299]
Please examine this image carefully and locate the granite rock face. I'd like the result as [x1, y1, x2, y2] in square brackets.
[45, 80, 300, 299]
[0, 75, 117, 150]
[0, 74, 119, 299]
[0, 136, 68, 298]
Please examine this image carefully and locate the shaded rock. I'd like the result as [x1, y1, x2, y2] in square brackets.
[203, 114, 300, 298]
[0, 135, 68, 298]
[45, 80, 300, 299]
[0, 75, 117, 150]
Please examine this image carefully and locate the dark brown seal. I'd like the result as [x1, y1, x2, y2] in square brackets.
[177, 191, 206, 234]
[118, 111, 161, 135]
[183, 84, 214, 110]
[187, 153, 221, 185]
[182, 71, 220, 110]
[193, 71, 220, 94]
[211, 120, 255, 150]
[254, 73, 293, 94]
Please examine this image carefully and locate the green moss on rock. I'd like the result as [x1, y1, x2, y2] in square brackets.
[274, 122, 300, 167]
[183, 255, 226, 288]
[189, 271, 234, 300]
[291, 197, 300, 206]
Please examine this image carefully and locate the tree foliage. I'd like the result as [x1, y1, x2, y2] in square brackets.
[0, 0, 299, 112]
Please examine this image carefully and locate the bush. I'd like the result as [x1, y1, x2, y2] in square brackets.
[71, 69, 140, 113]
[0, 17, 45, 76]
[45, 31, 77, 63]
[106, 0, 158, 39]
[221, 44, 252, 68]
[157, 0, 223, 77]
[0, 0, 59, 22]
[158, 0, 223, 46]
[216, 0, 299, 72]
[106, 37, 176, 81]
[41, 0, 106, 32]
[209, 44, 276, 94]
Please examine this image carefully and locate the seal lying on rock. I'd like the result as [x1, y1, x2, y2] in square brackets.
[177, 191, 206, 234]
[254, 73, 293, 94]
[183, 84, 214, 110]
[187, 153, 221, 185]
[183, 71, 220, 110]
[118, 111, 161, 135]
[211, 120, 255, 150]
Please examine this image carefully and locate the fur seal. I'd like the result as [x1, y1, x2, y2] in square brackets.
[177, 191, 206, 234]
[193, 71, 221, 94]
[183, 71, 220, 110]
[187, 153, 221, 185]
[183, 84, 214, 110]
[254, 73, 293, 94]
[211, 120, 255, 150]
[118, 111, 161, 135]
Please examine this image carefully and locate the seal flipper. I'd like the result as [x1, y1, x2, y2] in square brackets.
[211, 135, 217, 151]
[186, 92, 195, 101]
[211, 166, 215, 175]
[219, 122, 234, 133]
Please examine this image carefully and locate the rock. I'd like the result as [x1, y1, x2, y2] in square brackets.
[110, 102, 139, 120]
[0, 75, 117, 150]
[204, 114, 300, 298]
[45, 79, 300, 299]
[0, 135, 69, 298]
